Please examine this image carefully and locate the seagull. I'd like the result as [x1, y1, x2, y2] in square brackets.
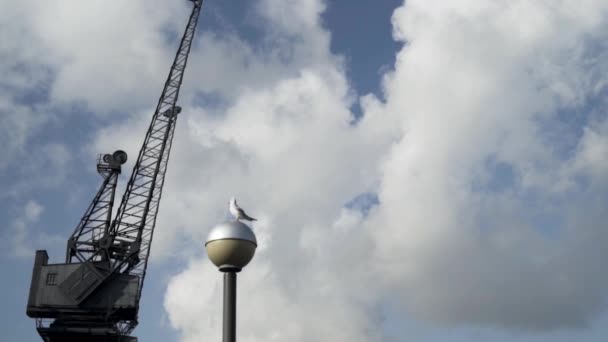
[229, 197, 257, 222]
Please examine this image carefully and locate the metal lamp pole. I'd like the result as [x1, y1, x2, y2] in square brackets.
[223, 272, 237, 342]
[205, 221, 257, 342]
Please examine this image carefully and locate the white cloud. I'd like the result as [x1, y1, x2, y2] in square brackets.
[368, 0, 608, 330]
[2, 142, 73, 199]
[0, 98, 48, 173]
[1, 0, 188, 115]
[4, 200, 62, 258]
[161, 0, 608, 337]
[0, 0, 177, 189]
[24, 200, 44, 222]
[572, 118, 608, 182]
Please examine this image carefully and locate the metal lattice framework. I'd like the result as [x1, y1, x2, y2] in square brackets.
[66, 153, 123, 264]
[109, 0, 203, 300]
[43, 0, 205, 338]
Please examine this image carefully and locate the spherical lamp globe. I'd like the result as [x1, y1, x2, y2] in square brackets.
[205, 221, 257, 272]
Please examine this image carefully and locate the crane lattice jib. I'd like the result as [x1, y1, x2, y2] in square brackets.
[109, 0, 203, 299]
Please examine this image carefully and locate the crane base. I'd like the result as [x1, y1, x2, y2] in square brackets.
[36, 318, 137, 342]
[37, 328, 137, 342]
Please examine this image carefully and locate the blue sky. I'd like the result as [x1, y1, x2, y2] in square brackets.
[2, 1, 608, 341]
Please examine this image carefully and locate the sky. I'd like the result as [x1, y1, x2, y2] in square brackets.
[1, 0, 608, 341]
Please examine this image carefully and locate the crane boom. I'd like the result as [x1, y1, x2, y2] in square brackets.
[26, 1, 205, 341]
[109, 0, 203, 297]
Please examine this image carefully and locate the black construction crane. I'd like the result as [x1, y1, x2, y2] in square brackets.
[26, 1, 204, 341]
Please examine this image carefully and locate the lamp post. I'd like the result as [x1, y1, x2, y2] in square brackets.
[205, 221, 257, 342]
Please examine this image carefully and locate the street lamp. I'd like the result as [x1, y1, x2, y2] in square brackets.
[205, 221, 257, 342]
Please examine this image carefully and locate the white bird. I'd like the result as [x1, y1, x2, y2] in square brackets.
[229, 197, 257, 222]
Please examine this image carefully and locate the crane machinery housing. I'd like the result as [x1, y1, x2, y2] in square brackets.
[26, 1, 204, 341]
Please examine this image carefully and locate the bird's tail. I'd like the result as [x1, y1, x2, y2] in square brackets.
[243, 214, 257, 221]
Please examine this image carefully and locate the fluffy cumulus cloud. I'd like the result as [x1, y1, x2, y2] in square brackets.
[5, 0, 608, 340]
[372, 0, 608, 329]
[159, 0, 608, 339]
[4, 0, 187, 113]
[0, 0, 187, 197]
